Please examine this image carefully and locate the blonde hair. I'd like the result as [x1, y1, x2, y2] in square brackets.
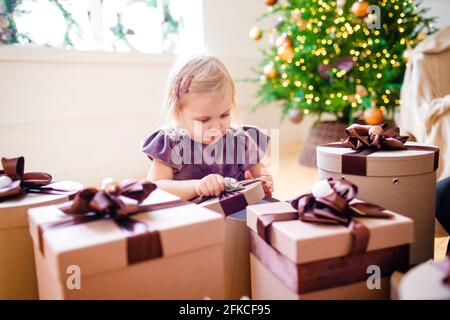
[164, 55, 236, 125]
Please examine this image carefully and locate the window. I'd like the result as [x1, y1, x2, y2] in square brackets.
[0, 0, 204, 54]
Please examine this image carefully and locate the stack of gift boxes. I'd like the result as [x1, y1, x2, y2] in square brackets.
[0, 123, 444, 300]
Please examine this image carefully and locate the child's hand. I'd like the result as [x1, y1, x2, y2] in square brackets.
[244, 170, 274, 198]
[195, 174, 225, 197]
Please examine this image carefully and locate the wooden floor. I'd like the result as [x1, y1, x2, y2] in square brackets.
[272, 142, 449, 261]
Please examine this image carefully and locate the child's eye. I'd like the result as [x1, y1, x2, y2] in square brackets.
[220, 113, 230, 119]
[196, 118, 209, 123]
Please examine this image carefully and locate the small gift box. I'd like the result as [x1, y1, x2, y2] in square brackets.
[0, 156, 82, 299]
[397, 257, 450, 300]
[192, 178, 266, 299]
[247, 179, 414, 300]
[317, 124, 439, 265]
[28, 179, 225, 300]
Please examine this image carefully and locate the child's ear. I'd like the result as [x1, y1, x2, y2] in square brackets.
[244, 170, 254, 180]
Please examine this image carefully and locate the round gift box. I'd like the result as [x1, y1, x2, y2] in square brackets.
[316, 142, 439, 265]
[399, 259, 450, 300]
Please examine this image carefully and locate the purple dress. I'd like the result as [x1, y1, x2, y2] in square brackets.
[141, 125, 270, 181]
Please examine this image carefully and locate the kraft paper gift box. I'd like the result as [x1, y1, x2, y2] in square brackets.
[28, 185, 225, 300]
[389, 271, 404, 300]
[0, 156, 83, 299]
[246, 200, 414, 300]
[192, 179, 266, 300]
[397, 258, 450, 300]
[317, 129, 439, 265]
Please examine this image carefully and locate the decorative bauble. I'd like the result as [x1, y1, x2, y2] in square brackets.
[356, 84, 368, 97]
[263, 62, 278, 80]
[368, 125, 384, 136]
[296, 18, 308, 31]
[275, 33, 292, 47]
[288, 108, 304, 123]
[312, 179, 332, 198]
[277, 44, 295, 61]
[265, 0, 277, 6]
[363, 107, 384, 125]
[249, 26, 263, 41]
[101, 177, 119, 193]
[351, 0, 369, 18]
[0, 175, 13, 189]
[348, 95, 357, 103]
[291, 9, 302, 22]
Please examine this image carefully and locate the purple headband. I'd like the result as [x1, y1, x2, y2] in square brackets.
[174, 73, 194, 98]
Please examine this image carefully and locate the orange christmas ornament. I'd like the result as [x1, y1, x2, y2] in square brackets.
[265, 0, 278, 6]
[263, 62, 278, 80]
[351, 0, 370, 18]
[275, 34, 292, 47]
[363, 107, 384, 125]
[277, 44, 295, 61]
[249, 26, 263, 41]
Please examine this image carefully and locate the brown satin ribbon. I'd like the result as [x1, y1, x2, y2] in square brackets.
[192, 179, 260, 216]
[256, 178, 392, 255]
[0, 156, 75, 200]
[250, 230, 409, 294]
[37, 179, 187, 265]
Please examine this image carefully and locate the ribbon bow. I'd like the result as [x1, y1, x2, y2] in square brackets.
[318, 56, 355, 79]
[291, 178, 392, 254]
[191, 178, 261, 216]
[341, 124, 409, 151]
[61, 179, 158, 218]
[256, 178, 392, 255]
[37, 179, 187, 263]
[0, 156, 61, 200]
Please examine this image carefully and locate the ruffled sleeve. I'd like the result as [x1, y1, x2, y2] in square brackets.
[235, 125, 271, 172]
[140, 128, 184, 172]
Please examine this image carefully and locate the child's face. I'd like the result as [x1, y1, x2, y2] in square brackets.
[178, 91, 233, 144]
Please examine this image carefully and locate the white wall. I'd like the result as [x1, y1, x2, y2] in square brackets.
[425, 0, 450, 29]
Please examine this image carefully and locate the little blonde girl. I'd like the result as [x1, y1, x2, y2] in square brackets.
[140, 55, 273, 201]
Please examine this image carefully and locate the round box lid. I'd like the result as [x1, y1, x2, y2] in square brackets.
[399, 259, 450, 300]
[317, 142, 439, 177]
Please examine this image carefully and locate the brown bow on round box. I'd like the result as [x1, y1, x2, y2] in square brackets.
[246, 178, 414, 300]
[316, 124, 439, 266]
[0, 156, 83, 300]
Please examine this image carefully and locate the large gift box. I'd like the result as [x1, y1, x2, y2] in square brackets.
[192, 179, 265, 299]
[0, 156, 82, 299]
[317, 124, 439, 265]
[247, 179, 414, 299]
[28, 180, 225, 299]
[397, 257, 450, 300]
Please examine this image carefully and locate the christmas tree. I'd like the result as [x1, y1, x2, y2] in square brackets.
[250, 0, 435, 125]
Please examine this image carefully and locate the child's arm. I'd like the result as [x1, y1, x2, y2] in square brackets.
[147, 159, 225, 201]
[244, 162, 274, 197]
